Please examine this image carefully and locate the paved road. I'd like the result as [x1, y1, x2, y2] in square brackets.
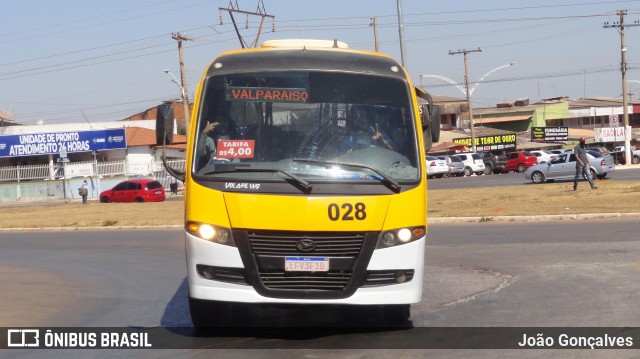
[428, 167, 640, 190]
[2, 221, 639, 357]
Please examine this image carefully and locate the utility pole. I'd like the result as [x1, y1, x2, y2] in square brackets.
[219, 0, 275, 48]
[370, 16, 380, 52]
[449, 48, 482, 152]
[172, 32, 192, 132]
[396, 0, 407, 68]
[604, 10, 639, 165]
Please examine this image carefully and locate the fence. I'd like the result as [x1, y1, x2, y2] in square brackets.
[0, 159, 186, 202]
[0, 159, 186, 182]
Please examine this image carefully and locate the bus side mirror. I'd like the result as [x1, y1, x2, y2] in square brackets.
[421, 105, 441, 152]
[156, 103, 175, 145]
[426, 104, 441, 143]
[155, 103, 185, 182]
[415, 87, 441, 152]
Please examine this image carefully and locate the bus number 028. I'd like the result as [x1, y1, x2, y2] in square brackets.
[328, 203, 366, 221]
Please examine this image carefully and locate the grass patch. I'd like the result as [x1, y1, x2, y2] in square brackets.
[0, 180, 638, 228]
[0, 201, 184, 228]
[428, 180, 640, 217]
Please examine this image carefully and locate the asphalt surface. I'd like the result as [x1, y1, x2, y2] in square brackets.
[2, 221, 640, 358]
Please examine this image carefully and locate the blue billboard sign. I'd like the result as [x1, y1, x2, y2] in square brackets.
[0, 128, 127, 158]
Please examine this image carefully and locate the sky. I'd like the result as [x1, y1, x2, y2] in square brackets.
[2, 0, 640, 125]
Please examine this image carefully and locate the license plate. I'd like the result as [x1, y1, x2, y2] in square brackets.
[284, 257, 329, 272]
[154, 190, 161, 194]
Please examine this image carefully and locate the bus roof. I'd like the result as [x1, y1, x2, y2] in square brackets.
[261, 39, 349, 49]
[206, 47, 407, 81]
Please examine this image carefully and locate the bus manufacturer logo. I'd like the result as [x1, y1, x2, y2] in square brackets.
[296, 239, 317, 252]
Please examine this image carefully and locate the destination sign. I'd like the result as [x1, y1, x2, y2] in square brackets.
[225, 87, 309, 103]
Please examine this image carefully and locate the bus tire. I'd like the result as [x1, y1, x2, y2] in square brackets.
[189, 297, 227, 328]
[383, 304, 410, 324]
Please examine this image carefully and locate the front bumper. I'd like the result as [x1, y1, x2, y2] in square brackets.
[186, 231, 425, 305]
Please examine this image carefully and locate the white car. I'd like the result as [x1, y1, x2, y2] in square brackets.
[455, 153, 486, 176]
[426, 156, 449, 178]
[529, 150, 555, 164]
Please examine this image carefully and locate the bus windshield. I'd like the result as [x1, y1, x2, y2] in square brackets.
[193, 71, 420, 186]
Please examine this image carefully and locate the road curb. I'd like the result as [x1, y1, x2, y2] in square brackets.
[429, 212, 640, 224]
[0, 225, 183, 232]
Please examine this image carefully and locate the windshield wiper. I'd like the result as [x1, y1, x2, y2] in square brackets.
[203, 168, 312, 192]
[292, 158, 401, 193]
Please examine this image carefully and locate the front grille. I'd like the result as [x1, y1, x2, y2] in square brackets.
[259, 271, 352, 290]
[245, 231, 368, 292]
[248, 231, 365, 257]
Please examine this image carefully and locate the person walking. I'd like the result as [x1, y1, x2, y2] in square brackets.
[573, 137, 597, 191]
[80, 180, 89, 204]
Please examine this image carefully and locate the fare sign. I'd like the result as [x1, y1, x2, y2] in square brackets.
[216, 140, 255, 159]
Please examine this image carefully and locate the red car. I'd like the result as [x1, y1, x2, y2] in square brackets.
[503, 151, 538, 173]
[99, 179, 166, 203]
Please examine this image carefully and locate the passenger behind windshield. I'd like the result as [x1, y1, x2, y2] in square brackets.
[339, 105, 395, 154]
[197, 113, 239, 168]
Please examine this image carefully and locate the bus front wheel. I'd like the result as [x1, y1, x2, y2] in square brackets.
[383, 304, 410, 324]
[189, 297, 228, 328]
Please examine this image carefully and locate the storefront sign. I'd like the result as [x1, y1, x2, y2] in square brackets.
[594, 126, 629, 142]
[531, 126, 568, 142]
[453, 134, 517, 151]
[0, 129, 126, 158]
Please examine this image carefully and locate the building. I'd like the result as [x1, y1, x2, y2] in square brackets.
[432, 95, 640, 152]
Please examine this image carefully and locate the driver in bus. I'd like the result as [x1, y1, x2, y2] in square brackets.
[339, 105, 395, 154]
[197, 113, 239, 168]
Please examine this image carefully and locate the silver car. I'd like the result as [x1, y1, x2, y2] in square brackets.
[426, 156, 449, 178]
[437, 155, 465, 177]
[525, 150, 615, 184]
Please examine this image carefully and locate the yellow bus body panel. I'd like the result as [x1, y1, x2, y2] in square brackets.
[185, 181, 426, 231]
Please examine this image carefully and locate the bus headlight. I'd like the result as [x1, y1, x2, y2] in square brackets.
[376, 226, 425, 249]
[199, 224, 215, 240]
[397, 228, 412, 243]
[187, 221, 235, 247]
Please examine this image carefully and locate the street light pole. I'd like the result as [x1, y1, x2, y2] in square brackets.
[420, 61, 515, 151]
[449, 48, 482, 152]
[470, 63, 515, 96]
[396, 0, 407, 68]
[163, 70, 189, 134]
[420, 63, 514, 97]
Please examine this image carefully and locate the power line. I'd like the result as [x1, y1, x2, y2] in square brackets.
[0, 0, 213, 46]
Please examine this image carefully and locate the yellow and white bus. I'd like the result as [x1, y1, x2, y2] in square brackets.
[158, 39, 440, 326]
